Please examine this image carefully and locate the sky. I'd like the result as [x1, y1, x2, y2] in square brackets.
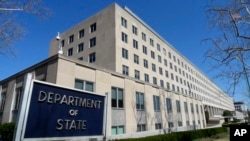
[1, 0, 249, 107]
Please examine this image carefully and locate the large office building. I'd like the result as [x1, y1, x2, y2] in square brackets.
[0, 3, 234, 139]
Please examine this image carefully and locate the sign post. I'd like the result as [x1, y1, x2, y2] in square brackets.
[14, 79, 106, 141]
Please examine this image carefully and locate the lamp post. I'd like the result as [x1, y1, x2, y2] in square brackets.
[56, 32, 63, 54]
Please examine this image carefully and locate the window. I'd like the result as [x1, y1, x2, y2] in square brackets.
[166, 82, 170, 90]
[78, 43, 84, 52]
[122, 32, 128, 43]
[143, 59, 148, 68]
[121, 17, 127, 28]
[133, 39, 138, 49]
[176, 100, 181, 113]
[75, 79, 94, 92]
[158, 55, 162, 63]
[157, 44, 161, 51]
[111, 87, 124, 108]
[69, 35, 74, 43]
[178, 121, 183, 127]
[137, 124, 146, 132]
[164, 59, 167, 66]
[171, 73, 174, 80]
[159, 67, 163, 75]
[142, 45, 147, 54]
[155, 123, 162, 129]
[79, 29, 84, 38]
[122, 65, 129, 76]
[68, 48, 73, 56]
[122, 48, 128, 59]
[165, 70, 169, 78]
[136, 92, 144, 110]
[89, 37, 96, 47]
[152, 63, 156, 72]
[168, 122, 174, 128]
[90, 22, 96, 33]
[13, 87, 22, 110]
[196, 104, 199, 113]
[150, 38, 154, 46]
[132, 25, 137, 35]
[134, 54, 139, 64]
[163, 48, 167, 56]
[89, 52, 96, 63]
[134, 70, 140, 79]
[190, 103, 194, 113]
[160, 80, 164, 87]
[168, 52, 172, 59]
[153, 95, 160, 111]
[144, 73, 149, 82]
[166, 98, 172, 113]
[112, 126, 124, 135]
[151, 51, 155, 59]
[153, 77, 157, 85]
[0, 92, 6, 112]
[184, 102, 188, 113]
[170, 62, 173, 69]
[142, 32, 146, 41]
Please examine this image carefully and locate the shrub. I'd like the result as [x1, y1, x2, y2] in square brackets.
[0, 122, 16, 141]
[114, 127, 227, 141]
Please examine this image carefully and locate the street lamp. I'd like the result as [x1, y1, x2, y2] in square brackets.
[56, 32, 63, 54]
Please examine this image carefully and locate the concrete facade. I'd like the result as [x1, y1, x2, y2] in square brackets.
[0, 2, 234, 139]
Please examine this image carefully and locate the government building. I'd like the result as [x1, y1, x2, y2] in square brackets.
[0, 3, 234, 140]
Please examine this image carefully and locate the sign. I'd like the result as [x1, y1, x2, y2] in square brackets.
[230, 125, 250, 141]
[20, 80, 106, 139]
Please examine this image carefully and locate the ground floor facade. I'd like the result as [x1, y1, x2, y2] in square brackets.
[0, 55, 233, 139]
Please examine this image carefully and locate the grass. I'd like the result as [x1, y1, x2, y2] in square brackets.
[193, 132, 229, 141]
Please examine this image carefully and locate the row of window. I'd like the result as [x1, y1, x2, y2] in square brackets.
[67, 37, 96, 56]
[120, 16, 218, 100]
[61, 23, 96, 46]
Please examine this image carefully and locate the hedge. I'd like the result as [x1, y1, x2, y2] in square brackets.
[0, 122, 16, 141]
[114, 127, 227, 141]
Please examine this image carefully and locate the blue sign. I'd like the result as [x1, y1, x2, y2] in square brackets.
[24, 81, 105, 138]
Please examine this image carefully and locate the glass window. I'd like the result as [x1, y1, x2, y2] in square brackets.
[157, 44, 161, 51]
[153, 95, 160, 111]
[153, 77, 157, 85]
[112, 125, 124, 135]
[111, 87, 124, 108]
[78, 43, 84, 52]
[137, 124, 146, 132]
[0, 92, 6, 112]
[184, 102, 188, 113]
[90, 22, 96, 33]
[142, 32, 146, 41]
[134, 70, 140, 79]
[132, 25, 137, 35]
[152, 63, 156, 72]
[150, 38, 154, 46]
[143, 59, 148, 68]
[122, 65, 129, 76]
[151, 51, 155, 59]
[75, 79, 94, 92]
[136, 92, 144, 110]
[121, 17, 127, 28]
[134, 54, 139, 64]
[166, 98, 172, 113]
[191, 103, 194, 113]
[68, 48, 73, 56]
[176, 100, 181, 113]
[89, 52, 96, 63]
[69, 34, 74, 43]
[133, 39, 138, 49]
[89, 37, 96, 47]
[122, 48, 128, 59]
[122, 32, 128, 43]
[144, 73, 149, 82]
[155, 123, 162, 129]
[142, 45, 147, 54]
[79, 29, 84, 38]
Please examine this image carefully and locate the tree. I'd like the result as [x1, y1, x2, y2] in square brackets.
[0, 0, 50, 55]
[204, 0, 250, 97]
